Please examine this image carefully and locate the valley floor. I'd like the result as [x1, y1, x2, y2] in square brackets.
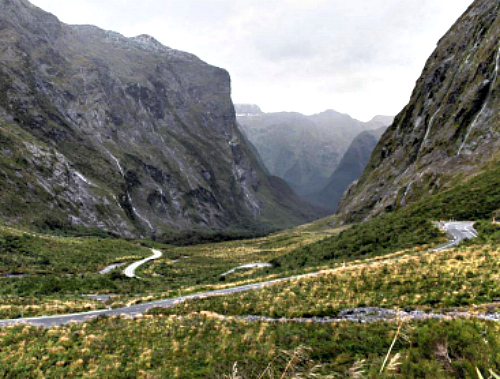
[1, 217, 500, 378]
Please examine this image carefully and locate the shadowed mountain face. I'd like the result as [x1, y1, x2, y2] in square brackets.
[338, 0, 500, 223]
[236, 104, 392, 197]
[307, 127, 387, 211]
[0, 0, 322, 237]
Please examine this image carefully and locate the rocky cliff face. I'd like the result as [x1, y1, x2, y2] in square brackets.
[308, 127, 386, 211]
[236, 106, 390, 197]
[338, 0, 500, 223]
[340, 0, 500, 221]
[0, 0, 321, 236]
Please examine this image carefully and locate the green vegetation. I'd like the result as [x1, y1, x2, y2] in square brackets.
[275, 160, 500, 270]
[146, 238, 500, 319]
[408, 160, 500, 221]
[1, 314, 498, 378]
[0, 190, 499, 377]
[155, 229, 274, 246]
[0, 296, 105, 320]
[2, 161, 500, 376]
[468, 220, 500, 245]
[272, 213, 442, 269]
[0, 225, 153, 316]
[1, 223, 499, 377]
[0, 230, 149, 276]
[137, 220, 345, 290]
[0, 221, 345, 319]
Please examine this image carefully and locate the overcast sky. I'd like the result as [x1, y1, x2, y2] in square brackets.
[30, 0, 473, 121]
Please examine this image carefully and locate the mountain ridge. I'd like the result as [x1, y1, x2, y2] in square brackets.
[337, 0, 500, 223]
[236, 104, 393, 197]
[0, 0, 322, 237]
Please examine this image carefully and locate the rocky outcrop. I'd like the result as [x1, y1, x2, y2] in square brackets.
[338, 0, 500, 222]
[307, 127, 386, 211]
[236, 106, 391, 197]
[0, 0, 321, 236]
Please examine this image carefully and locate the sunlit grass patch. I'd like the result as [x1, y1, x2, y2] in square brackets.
[1, 313, 499, 378]
[152, 243, 500, 319]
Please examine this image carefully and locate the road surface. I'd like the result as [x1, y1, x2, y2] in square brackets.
[435, 221, 477, 251]
[123, 249, 163, 278]
[99, 263, 126, 275]
[0, 222, 477, 328]
[221, 263, 273, 277]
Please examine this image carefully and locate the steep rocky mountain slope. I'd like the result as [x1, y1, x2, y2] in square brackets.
[236, 104, 392, 196]
[0, 0, 321, 237]
[307, 127, 386, 211]
[338, 0, 500, 223]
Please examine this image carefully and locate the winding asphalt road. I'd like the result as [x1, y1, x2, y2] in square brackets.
[220, 263, 273, 277]
[0, 222, 477, 328]
[123, 249, 163, 278]
[435, 221, 478, 251]
[99, 263, 125, 275]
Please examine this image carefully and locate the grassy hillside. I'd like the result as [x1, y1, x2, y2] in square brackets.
[1, 312, 499, 378]
[1, 183, 500, 378]
[2, 221, 500, 377]
[0, 227, 150, 276]
[273, 160, 500, 270]
[0, 220, 345, 319]
[160, 225, 500, 318]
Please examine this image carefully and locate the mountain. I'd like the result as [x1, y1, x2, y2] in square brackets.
[365, 115, 395, 129]
[0, 0, 322, 237]
[338, 0, 500, 223]
[236, 105, 392, 197]
[235, 104, 263, 117]
[307, 127, 387, 211]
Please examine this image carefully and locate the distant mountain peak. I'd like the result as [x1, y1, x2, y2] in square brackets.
[310, 109, 358, 123]
[235, 104, 263, 117]
[319, 109, 345, 116]
[236, 106, 393, 199]
[366, 115, 395, 129]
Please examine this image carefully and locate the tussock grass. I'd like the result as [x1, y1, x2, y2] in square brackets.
[1, 313, 499, 378]
[152, 241, 500, 319]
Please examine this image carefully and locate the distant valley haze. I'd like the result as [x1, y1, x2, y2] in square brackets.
[29, 0, 473, 121]
[236, 104, 393, 211]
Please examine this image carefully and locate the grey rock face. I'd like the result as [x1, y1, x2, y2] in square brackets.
[0, 0, 320, 236]
[338, 0, 500, 222]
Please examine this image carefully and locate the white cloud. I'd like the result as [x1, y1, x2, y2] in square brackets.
[30, 0, 473, 121]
